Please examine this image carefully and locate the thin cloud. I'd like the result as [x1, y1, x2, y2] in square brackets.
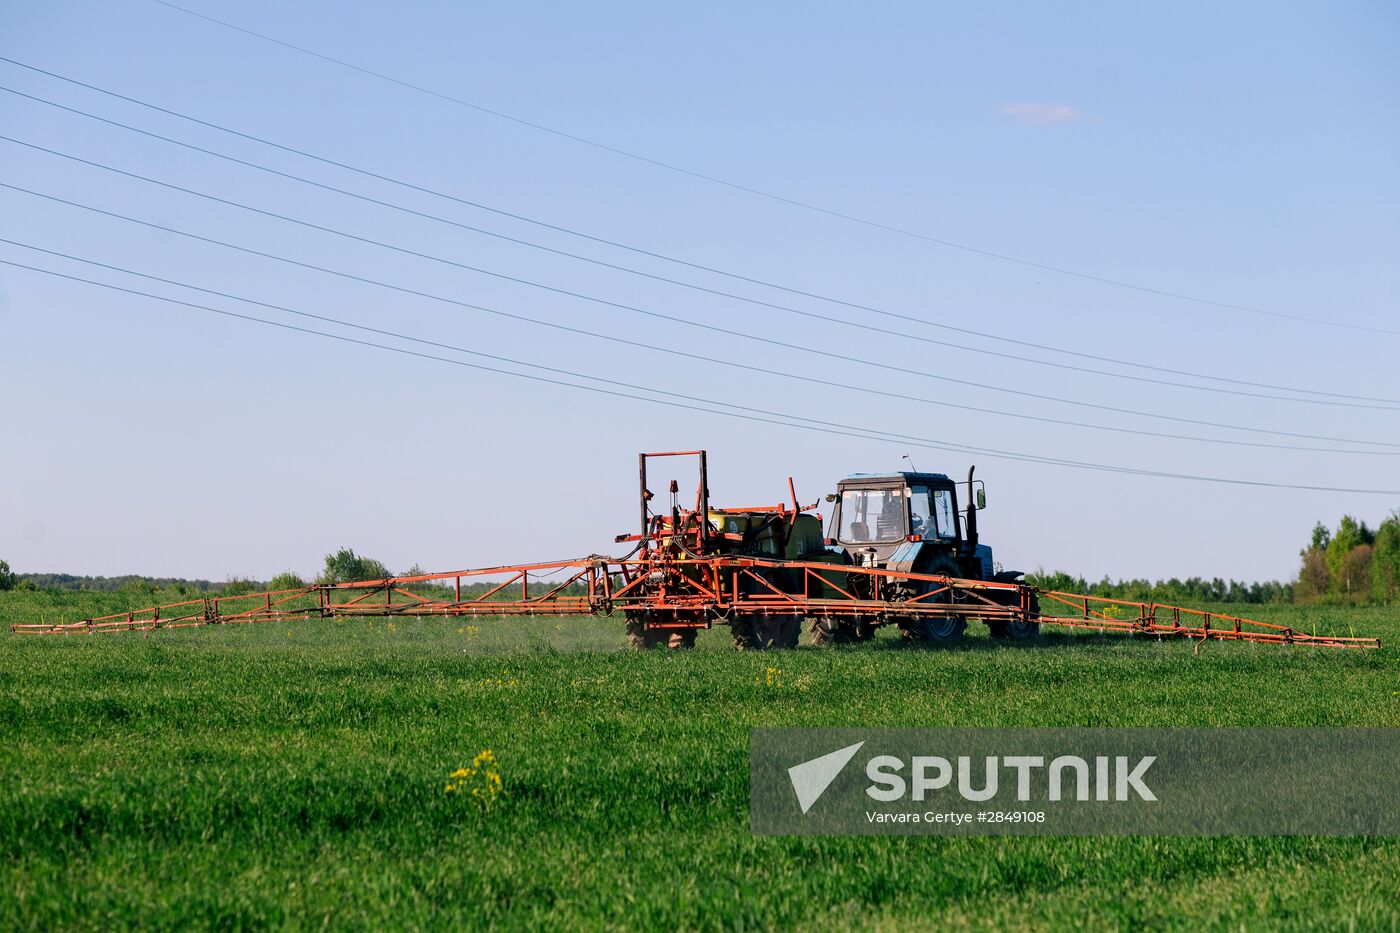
[1000, 102, 1084, 127]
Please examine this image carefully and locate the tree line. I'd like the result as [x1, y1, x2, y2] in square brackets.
[1026, 511, 1400, 607]
[1295, 513, 1400, 604]
[6, 570, 224, 593]
[1024, 571, 1292, 605]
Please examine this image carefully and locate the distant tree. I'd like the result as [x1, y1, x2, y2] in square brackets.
[318, 548, 392, 584]
[403, 564, 427, 578]
[1325, 516, 1373, 597]
[1309, 521, 1331, 551]
[1370, 514, 1400, 604]
[0, 559, 15, 591]
[1339, 544, 1373, 601]
[1295, 547, 1330, 603]
[269, 571, 307, 591]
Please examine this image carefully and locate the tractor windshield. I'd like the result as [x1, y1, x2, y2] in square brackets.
[838, 487, 905, 543]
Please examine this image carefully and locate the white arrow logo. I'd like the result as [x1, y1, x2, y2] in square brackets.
[787, 741, 866, 814]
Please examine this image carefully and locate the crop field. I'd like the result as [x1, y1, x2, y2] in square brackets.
[1, 591, 1398, 930]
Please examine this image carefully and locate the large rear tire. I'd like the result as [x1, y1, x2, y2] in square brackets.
[901, 556, 966, 646]
[988, 593, 1040, 642]
[907, 613, 967, 645]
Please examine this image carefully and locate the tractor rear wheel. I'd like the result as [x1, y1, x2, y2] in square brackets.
[901, 557, 966, 646]
[905, 613, 967, 644]
[988, 594, 1040, 642]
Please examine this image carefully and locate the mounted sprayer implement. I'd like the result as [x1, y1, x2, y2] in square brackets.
[11, 450, 1380, 650]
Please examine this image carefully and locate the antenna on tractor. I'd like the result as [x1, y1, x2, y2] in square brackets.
[901, 453, 919, 472]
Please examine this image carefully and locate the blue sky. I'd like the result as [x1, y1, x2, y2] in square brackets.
[2, 1, 1397, 582]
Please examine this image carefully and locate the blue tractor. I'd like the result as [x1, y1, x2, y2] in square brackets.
[818, 466, 1038, 645]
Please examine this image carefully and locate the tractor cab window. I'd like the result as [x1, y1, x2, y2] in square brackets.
[909, 485, 956, 538]
[901, 481, 957, 535]
[931, 488, 956, 539]
[909, 486, 933, 537]
[839, 487, 905, 543]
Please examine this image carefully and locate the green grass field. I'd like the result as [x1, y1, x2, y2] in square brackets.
[1, 591, 1397, 930]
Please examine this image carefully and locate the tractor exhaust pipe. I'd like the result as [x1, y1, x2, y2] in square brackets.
[965, 465, 978, 550]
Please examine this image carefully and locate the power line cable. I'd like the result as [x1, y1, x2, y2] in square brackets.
[7, 179, 1396, 453]
[2, 239, 1199, 472]
[140, 0, 1397, 337]
[5, 125, 1394, 414]
[5, 250, 1398, 495]
[3, 62, 1395, 405]
[13, 230, 1395, 460]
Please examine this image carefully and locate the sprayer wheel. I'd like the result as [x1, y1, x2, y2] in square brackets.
[810, 616, 871, 646]
[625, 614, 664, 650]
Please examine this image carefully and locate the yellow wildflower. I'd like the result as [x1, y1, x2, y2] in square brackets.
[444, 750, 503, 807]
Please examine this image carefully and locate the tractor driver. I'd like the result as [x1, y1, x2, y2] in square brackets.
[908, 487, 933, 537]
[875, 491, 904, 540]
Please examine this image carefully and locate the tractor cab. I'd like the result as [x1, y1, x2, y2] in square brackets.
[828, 467, 1003, 582]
